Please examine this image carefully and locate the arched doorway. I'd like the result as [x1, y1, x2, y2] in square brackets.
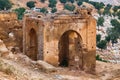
[58, 30, 83, 69]
[27, 28, 38, 60]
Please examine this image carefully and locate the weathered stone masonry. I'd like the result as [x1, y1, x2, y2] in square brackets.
[0, 12, 22, 52]
[23, 8, 96, 72]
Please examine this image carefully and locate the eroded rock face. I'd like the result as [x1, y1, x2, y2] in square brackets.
[0, 39, 9, 57]
[23, 7, 96, 73]
[0, 39, 15, 59]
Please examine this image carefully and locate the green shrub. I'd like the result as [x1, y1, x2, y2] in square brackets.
[40, 0, 45, 3]
[64, 4, 75, 11]
[26, 1, 35, 9]
[14, 7, 26, 20]
[51, 7, 57, 13]
[96, 55, 108, 62]
[97, 17, 104, 26]
[48, 0, 57, 8]
[77, 1, 82, 6]
[89, 1, 105, 10]
[0, 0, 12, 10]
[68, 0, 74, 3]
[96, 34, 101, 43]
[40, 7, 48, 14]
[60, 0, 67, 4]
[97, 40, 107, 50]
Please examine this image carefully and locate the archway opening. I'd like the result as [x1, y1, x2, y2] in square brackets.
[58, 30, 83, 68]
[28, 28, 38, 61]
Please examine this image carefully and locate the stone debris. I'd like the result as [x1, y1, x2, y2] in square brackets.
[53, 75, 63, 80]
[0, 58, 50, 80]
[36, 60, 57, 72]
[0, 39, 9, 57]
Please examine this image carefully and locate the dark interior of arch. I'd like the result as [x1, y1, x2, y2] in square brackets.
[58, 30, 83, 68]
[27, 28, 38, 61]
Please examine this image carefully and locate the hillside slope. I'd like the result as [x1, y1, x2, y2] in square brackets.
[10, 0, 120, 9]
[90, 0, 120, 5]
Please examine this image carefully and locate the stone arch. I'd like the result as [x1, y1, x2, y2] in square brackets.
[27, 28, 38, 61]
[58, 30, 83, 69]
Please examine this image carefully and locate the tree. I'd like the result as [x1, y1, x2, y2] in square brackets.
[26, 1, 35, 9]
[0, 0, 12, 10]
[48, 0, 57, 8]
[96, 34, 101, 42]
[97, 17, 104, 30]
[103, 4, 112, 15]
[117, 11, 120, 19]
[14, 7, 25, 20]
[110, 35, 118, 46]
[106, 4, 112, 10]
[107, 28, 119, 46]
[96, 55, 107, 62]
[107, 19, 120, 46]
[60, 0, 67, 4]
[51, 7, 57, 13]
[113, 6, 120, 12]
[64, 4, 75, 11]
[97, 40, 107, 51]
[68, 0, 74, 3]
[77, 1, 82, 6]
[40, 0, 45, 3]
[77, 0, 89, 2]
[103, 9, 111, 15]
[89, 1, 105, 10]
[105, 35, 111, 43]
[110, 19, 119, 27]
[40, 7, 48, 14]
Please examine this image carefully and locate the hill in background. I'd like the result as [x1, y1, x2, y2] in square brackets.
[10, 0, 120, 10]
[90, 0, 120, 6]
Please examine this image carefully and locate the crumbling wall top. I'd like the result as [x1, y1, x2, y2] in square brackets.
[24, 7, 94, 24]
[0, 11, 17, 21]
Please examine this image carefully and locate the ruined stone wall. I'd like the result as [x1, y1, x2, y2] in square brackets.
[0, 12, 22, 52]
[23, 17, 44, 60]
[0, 12, 17, 21]
[83, 17, 96, 72]
[23, 12, 96, 72]
[43, 16, 88, 66]
[43, 15, 96, 72]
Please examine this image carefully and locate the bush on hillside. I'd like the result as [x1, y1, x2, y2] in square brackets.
[51, 7, 57, 13]
[68, 0, 74, 3]
[60, 0, 67, 4]
[40, 7, 48, 13]
[40, 0, 45, 3]
[0, 0, 12, 10]
[26, 1, 35, 9]
[96, 55, 108, 62]
[48, 0, 57, 8]
[64, 4, 75, 11]
[77, 1, 82, 6]
[96, 34, 101, 42]
[97, 40, 107, 50]
[14, 7, 26, 20]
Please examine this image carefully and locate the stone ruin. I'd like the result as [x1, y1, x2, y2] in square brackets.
[23, 7, 96, 72]
[0, 11, 22, 53]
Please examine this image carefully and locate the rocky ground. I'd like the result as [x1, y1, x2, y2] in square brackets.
[0, 56, 120, 80]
